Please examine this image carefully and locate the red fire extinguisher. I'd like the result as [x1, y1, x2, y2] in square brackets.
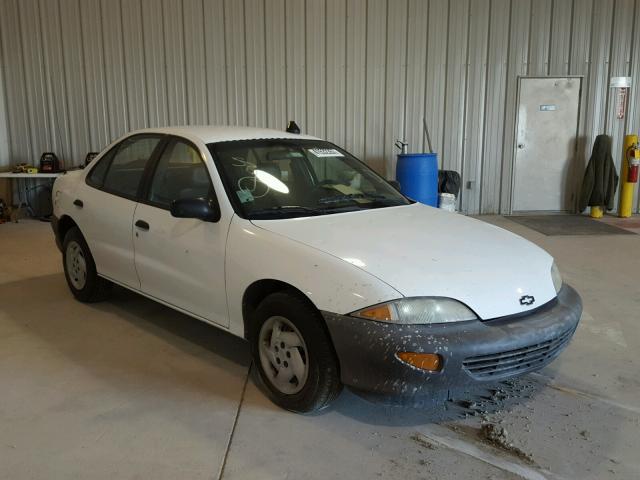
[628, 145, 640, 183]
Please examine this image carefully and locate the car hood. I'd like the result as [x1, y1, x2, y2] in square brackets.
[252, 203, 557, 319]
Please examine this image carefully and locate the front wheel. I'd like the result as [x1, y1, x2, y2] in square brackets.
[62, 227, 112, 302]
[250, 291, 342, 413]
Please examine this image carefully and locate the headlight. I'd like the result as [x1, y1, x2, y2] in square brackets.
[351, 298, 478, 324]
[551, 262, 563, 294]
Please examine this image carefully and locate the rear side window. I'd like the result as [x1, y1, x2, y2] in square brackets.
[102, 137, 161, 198]
[148, 140, 212, 209]
[86, 152, 112, 187]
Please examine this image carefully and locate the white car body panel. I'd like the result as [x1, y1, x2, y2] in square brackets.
[53, 126, 558, 340]
[132, 202, 233, 327]
[55, 170, 141, 289]
[224, 216, 402, 337]
[143, 126, 321, 144]
[253, 203, 557, 319]
[130, 132, 235, 327]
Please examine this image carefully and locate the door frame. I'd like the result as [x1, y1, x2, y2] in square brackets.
[508, 75, 583, 215]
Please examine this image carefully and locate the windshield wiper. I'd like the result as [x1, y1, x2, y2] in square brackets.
[248, 205, 326, 219]
[318, 193, 397, 205]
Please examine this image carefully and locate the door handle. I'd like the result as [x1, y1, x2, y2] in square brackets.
[73, 199, 83, 208]
[135, 219, 150, 231]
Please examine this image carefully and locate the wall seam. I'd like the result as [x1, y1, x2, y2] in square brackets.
[0, 5, 11, 165]
[459, 0, 472, 211]
[440, 0, 451, 166]
[478, 0, 493, 214]
[496, 0, 514, 214]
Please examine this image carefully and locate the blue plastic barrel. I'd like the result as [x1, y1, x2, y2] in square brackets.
[395, 153, 439, 207]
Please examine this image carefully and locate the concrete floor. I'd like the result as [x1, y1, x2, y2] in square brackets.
[1, 216, 639, 479]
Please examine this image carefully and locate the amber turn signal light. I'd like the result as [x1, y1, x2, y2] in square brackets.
[355, 304, 394, 321]
[396, 352, 443, 372]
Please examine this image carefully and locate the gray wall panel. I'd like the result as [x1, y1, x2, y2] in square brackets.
[60, 0, 91, 162]
[364, 0, 386, 173]
[1, 0, 30, 163]
[264, 0, 286, 130]
[584, 0, 613, 147]
[461, 0, 490, 214]
[529, 0, 552, 76]
[245, 0, 268, 127]
[0, 25, 9, 167]
[81, 0, 111, 148]
[424, 0, 448, 160]
[629, 0, 640, 211]
[305, 0, 326, 138]
[403, 0, 429, 155]
[383, 0, 407, 178]
[19, 0, 50, 157]
[40, 0, 72, 161]
[500, 0, 532, 214]
[549, 0, 572, 74]
[101, 0, 129, 138]
[141, 0, 169, 128]
[183, 0, 208, 125]
[163, 0, 188, 125]
[203, 0, 228, 125]
[569, 0, 593, 180]
[481, 0, 511, 214]
[285, 0, 306, 127]
[442, 0, 468, 174]
[607, 0, 635, 211]
[326, 0, 347, 146]
[0, 0, 638, 213]
[344, 0, 366, 158]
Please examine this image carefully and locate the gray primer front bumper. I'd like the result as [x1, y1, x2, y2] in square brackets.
[322, 285, 582, 400]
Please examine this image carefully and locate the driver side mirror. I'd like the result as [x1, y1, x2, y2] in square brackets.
[170, 197, 221, 222]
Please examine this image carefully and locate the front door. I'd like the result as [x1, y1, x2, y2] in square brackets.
[512, 77, 581, 212]
[133, 138, 230, 327]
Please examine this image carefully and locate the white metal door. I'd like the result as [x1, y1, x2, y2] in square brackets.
[512, 77, 581, 212]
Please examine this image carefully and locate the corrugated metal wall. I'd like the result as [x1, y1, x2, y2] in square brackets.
[0, 0, 639, 214]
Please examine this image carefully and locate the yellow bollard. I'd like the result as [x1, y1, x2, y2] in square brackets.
[619, 134, 638, 218]
[590, 206, 603, 218]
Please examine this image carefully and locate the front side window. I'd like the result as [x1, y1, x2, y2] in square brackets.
[102, 136, 161, 198]
[209, 139, 409, 219]
[148, 140, 212, 208]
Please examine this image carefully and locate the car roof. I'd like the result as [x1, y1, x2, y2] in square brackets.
[131, 125, 322, 144]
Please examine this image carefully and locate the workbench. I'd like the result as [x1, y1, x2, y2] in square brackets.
[0, 172, 64, 217]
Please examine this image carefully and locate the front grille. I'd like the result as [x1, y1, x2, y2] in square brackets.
[462, 328, 575, 380]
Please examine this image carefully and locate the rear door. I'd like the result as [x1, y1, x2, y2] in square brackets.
[132, 137, 231, 327]
[77, 134, 164, 288]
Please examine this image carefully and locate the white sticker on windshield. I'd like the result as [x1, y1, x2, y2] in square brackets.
[308, 148, 344, 158]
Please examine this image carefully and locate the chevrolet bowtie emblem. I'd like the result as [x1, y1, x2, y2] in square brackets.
[519, 295, 535, 306]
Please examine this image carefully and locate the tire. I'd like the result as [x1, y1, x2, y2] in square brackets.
[250, 290, 343, 413]
[62, 226, 112, 303]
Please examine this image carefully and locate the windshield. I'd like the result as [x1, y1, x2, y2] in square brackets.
[208, 139, 410, 219]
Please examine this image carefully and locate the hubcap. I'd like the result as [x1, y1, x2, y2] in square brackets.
[258, 316, 309, 395]
[65, 241, 87, 290]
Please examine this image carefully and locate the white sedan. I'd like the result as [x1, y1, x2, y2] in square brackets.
[52, 126, 582, 412]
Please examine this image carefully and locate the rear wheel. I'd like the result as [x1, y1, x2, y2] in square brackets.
[62, 227, 112, 302]
[250, 290, 342, 413]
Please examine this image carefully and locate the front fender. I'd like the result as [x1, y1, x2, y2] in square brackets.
[225, 216, 403, 337]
